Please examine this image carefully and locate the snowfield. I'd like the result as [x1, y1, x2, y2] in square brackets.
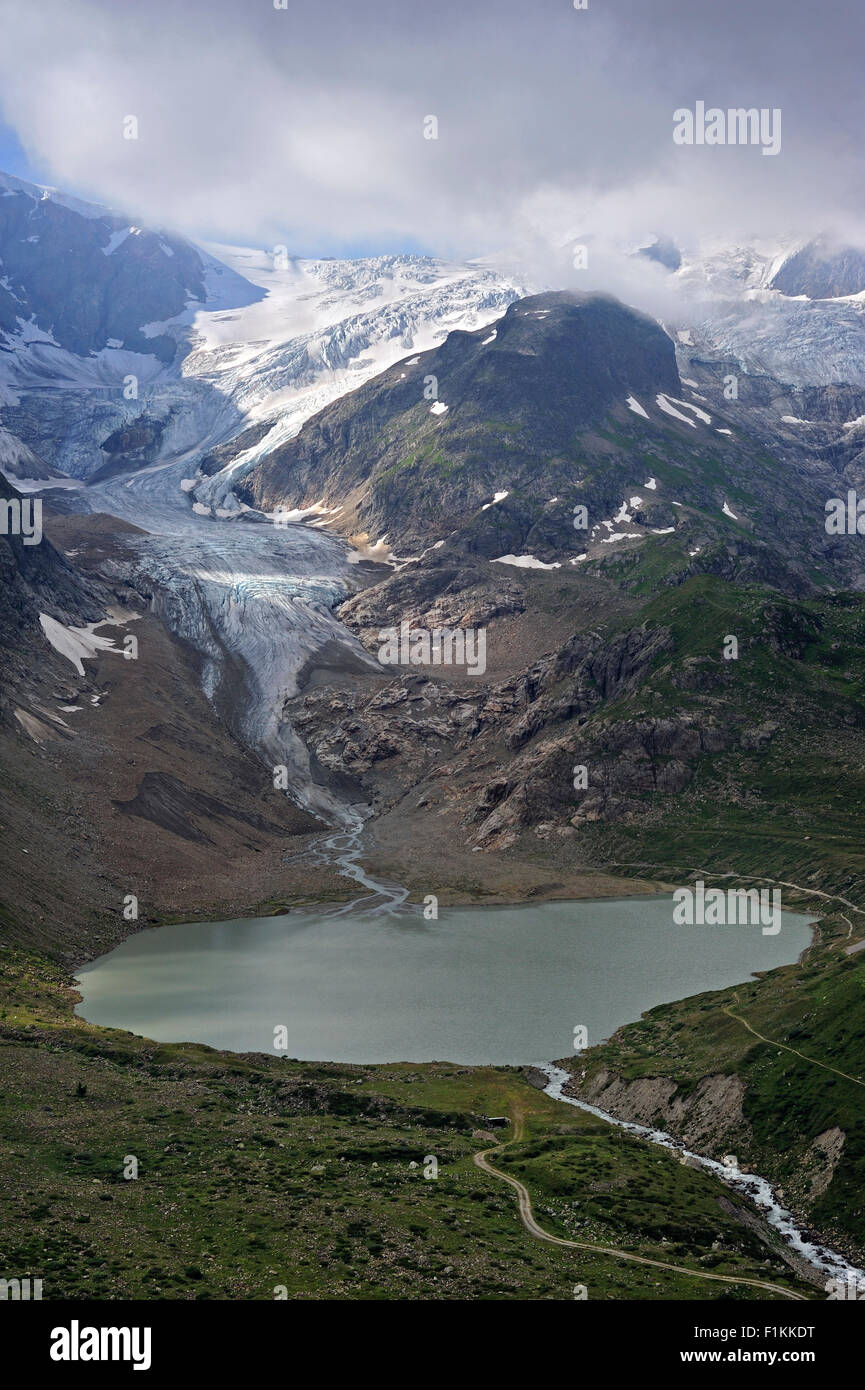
[8, 183, 865, 831]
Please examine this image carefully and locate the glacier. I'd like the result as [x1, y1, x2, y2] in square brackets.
[6, 176, 865, 826]
[0, 218, 524, 824]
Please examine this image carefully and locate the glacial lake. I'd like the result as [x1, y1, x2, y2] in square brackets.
[74, 896, 814, 1064]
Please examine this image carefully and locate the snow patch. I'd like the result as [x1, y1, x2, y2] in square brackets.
[626, 395, 650, 419]
[7, 475, 82, 492]
[670, 395, 712, 425]
[348, 535, 395, 565]
[656, 394, 697, 427]
[492, 554, 561, 570]
[270, 500, 343, 526]
[610, 496, 643, 526]
[39, 614, 119, 676]
[481, 490, 509, 510]
[101, 226, 140, 256]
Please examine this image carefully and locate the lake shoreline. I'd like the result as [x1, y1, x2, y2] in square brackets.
[74, 894, 817, 1065]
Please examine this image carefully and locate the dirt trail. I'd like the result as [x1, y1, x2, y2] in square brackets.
[605, 860, 865, 944]
[473, 1110, 809, 1300]
[724, 993, 865, 1088]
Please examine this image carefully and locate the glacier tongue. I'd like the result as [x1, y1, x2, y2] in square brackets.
[0, 241, 524, 826]
[91, 459, 379, 827]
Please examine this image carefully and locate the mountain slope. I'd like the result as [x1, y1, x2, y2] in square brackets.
[0, 176, 523, 497]
[239, 290, 863, 600]
[241, 291, 680, 546]
[770, 236, 865, 300]
[0, 171, 219, 363]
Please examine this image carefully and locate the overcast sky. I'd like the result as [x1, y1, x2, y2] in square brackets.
[0, 0, 862, 269]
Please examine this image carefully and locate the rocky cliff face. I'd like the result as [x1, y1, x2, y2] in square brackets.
[241, 291, 683, 550]
[769, 236, 865, 300]
[285, 603, 736, 851]
[0, 474, 104, 652]
[0, 172, 208, 363]
[567, 1067, 750, 1151]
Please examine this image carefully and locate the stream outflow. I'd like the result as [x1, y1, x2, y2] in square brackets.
[286, 823, 863, 1293]
[80, 466, 863, 1297]
[540, 1062, 865, 1293]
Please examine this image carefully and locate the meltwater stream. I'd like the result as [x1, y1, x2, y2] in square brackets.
[74, 890, 864, 1288]
[294, 808, 410, 915]
[541, 1064, 865, 1293]
[63, 453, 864, 1294]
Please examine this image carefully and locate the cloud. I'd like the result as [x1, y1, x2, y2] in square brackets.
[0, 0, 863, 278]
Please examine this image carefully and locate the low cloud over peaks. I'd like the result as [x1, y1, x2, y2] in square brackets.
[0, 0, 862, 272]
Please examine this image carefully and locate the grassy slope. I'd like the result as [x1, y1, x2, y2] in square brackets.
[547, 571, 865, 1257]
[0, 949, 813, 1301]
[567, 923, 865, 1258]
[572, 573, 865, 891]
[4, 519, 864, 1297]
